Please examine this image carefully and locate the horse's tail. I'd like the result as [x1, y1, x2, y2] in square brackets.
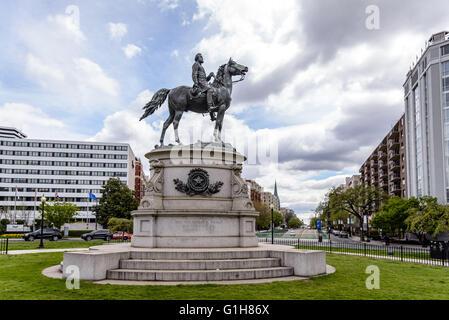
[140, 88, 171, 121]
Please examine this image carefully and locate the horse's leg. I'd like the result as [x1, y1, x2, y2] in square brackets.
[173, 111, 184, 145]
[214, 105, 226, 143]
[159, 108, 175, 147]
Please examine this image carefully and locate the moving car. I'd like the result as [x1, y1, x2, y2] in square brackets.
[22, 228, 62, 241]
[112, 231, 133, 240]
[339, 231, 349, 238]
[81, 229, 113, 241]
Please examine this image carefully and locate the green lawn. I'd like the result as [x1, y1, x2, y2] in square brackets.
[1, 251, 449, 300]
[7, 240, 114, 251]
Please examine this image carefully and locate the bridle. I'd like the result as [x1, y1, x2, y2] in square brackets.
[225, 63, 247, 84]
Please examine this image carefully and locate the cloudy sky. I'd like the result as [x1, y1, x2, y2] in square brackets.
[1, 0, 448, 222]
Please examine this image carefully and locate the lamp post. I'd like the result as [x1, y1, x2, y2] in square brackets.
[327, 206, 331, 240]
[39, 196, 46, 249]
[270, 204, 274, 244]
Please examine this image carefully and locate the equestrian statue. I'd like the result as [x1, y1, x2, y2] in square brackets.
[139, 54, 248, 147]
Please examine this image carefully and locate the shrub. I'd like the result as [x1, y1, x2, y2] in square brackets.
[108, 218, 133, 233]
[68, 230, 93, 238]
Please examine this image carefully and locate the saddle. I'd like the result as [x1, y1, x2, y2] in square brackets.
[188, 86, 217, 104]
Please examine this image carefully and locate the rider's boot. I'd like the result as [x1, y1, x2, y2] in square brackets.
[207, 90, 215, 112]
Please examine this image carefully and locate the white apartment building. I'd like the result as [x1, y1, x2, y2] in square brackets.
[404, 31, 449, 204]
[0, 130, 136, 224]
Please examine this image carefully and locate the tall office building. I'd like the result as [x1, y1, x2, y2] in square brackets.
[404, 31, 449, 204]
[360, 115, 408, 199]
[0, 127, 136, 224]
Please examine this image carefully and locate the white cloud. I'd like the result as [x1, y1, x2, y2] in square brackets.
[73, 58, 120, 97]
[18, 9, 121, 113]
[123, 44, 142, 58]
[108, 22, 128, 41]
[25, 54, 65, 87]
[47, 8, 86, 44]
[171, 49, 179, 57]
[0, 103, 86, 141]
[158, 0, 179, 11]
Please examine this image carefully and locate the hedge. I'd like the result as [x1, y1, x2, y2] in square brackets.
[67, 230, 93, 237]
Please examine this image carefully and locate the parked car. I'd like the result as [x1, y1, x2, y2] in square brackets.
[81, 229, 113, 241]
[333, 230, 341, 236]
[112, 231, 133, 240]
[22, 228, 62, 241]
[339, 231, 349, 238]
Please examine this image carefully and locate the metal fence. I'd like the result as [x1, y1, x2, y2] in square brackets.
[0, 238, 8, 255]
[259, 237, 449, 267]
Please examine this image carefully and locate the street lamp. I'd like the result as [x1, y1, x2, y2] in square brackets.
[270, 204, 274, 245]
[39, 196, 46, 249]
[327, 207, 331, 241]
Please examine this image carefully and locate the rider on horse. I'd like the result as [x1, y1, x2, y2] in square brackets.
[192, 53, 216, 121]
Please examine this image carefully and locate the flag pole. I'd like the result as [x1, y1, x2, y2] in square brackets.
[14, 186, 17, 224]
[33, 190, 36, 232]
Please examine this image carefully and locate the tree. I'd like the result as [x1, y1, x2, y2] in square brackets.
[330, 185, 387, 241]
[371, 197, 416, 236]
[42, 201, 79, 229]
[93, 178, 139, 228]
[254, 202, 271, 230]
[288, 216, 303, 229]
[405, 196, 449, 242]
[273, 211, 283, 228]
[284, 211, 295, 225]
[108, 218, 133, 233]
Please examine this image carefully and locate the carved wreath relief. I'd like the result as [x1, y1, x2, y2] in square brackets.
[174, 168, 223, 196]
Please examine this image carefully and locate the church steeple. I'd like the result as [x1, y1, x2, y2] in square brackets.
[274, 181, 280, 209]
[274, 181, 279, 199]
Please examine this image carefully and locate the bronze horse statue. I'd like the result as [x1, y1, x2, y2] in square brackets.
[140, 58, 248, 147]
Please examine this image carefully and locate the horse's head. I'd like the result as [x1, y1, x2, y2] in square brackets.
[227, 58, 248, 77]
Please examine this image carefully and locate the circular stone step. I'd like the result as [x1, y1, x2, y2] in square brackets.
[107, 267, 294, 282]
[119, 258, 281, 270]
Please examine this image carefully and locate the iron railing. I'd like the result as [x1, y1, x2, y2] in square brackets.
[259, 238, 448, 267]
[0, 238, 8, 255]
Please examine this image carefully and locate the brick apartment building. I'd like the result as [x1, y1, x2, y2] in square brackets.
[360, 115, 408, 199]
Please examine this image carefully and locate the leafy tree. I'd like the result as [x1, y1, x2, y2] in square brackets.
[0, 219, 10, 234]
[371, 197, 416, 236]
[309, 216, 319, 228]
[284, 211, 296, 225]
[273, 211, 283, 228]
[93, 178, 139, 228]
[253, 203, 283, 229]
[254, 202, 271, 230]
[329, 185, 387, 241]
[41, 201, 79, 229]
[288, 216, 303, 229]
[405, 196, 448, 242]
[108, 218, 133, 233]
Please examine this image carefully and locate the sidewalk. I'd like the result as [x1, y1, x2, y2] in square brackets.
[6, 248, 89, 255]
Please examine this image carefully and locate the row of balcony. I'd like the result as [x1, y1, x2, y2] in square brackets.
[388, 128, 399, 139]
[388, 138, 400, 150]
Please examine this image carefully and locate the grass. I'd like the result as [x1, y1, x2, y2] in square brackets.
[1, 251, 449, 300]
[6, 240, 116, 251]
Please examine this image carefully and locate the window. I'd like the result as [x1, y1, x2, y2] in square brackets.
[443, 61, 449, 76]
[442, 44, 449, 56]
[443, 77, 449, 92]
[444, 93, 449, 107]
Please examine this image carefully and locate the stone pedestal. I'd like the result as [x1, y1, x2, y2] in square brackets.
[131, 142, 259, 248]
